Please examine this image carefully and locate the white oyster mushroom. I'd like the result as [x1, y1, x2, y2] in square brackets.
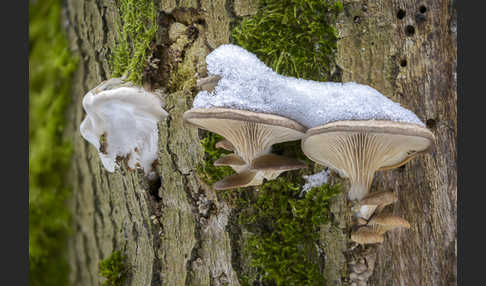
[183, 108, 307, 190]
[80, 78, 168, 176]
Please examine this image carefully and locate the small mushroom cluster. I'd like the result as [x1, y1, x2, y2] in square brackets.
[301, 120, 433, 244]
[183, 107, 307, 190]
[79, 44, 436, 249]
[186, 75, 434, 247]
[351, 191, 411, 245]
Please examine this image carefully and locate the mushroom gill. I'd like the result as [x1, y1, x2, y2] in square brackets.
[302, 120, 434, 201]
[184, 108, 307, 190]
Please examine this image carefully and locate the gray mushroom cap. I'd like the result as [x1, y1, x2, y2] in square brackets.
[184, 108, 307, 189]
[368, 214, 411, 235]
[351, 226, 384, 245]
[302, 120, 434, 201]
[358, 190, 399, 220]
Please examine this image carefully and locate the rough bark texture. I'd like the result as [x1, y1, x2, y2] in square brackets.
[335, 1, 457, 285]
[63, 0, 456, 286]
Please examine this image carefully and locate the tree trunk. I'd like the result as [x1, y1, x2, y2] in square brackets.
[63, 0, 456, 285]
[335, 1, 457, 285]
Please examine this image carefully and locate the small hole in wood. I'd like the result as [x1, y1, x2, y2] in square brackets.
[397, 9, 406, 19]
[419, 5, 427, 13]
[426, 119, 437, 129]
[354, 16, 360, 23]
[405, 25, 415, 36]
[400, 59, 407, 67]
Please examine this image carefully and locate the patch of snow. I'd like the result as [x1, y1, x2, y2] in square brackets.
[193, 44, 425, 128]
[301, 170, 330, 193]
[80, 78, 168, 176]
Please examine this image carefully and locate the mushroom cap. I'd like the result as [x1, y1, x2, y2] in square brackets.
[214, 154, 246, 167]
[215, 139, 235, 151]
[360, 191, 398, 206]
[184, 108, 306, 162]
[368, 214, 411, 229]
[302, 120, 435, 172]
[184, 108, 306, 134]
[251, 154, 307, 172]
[213, 170, 260, 190]
[351, 226, 384, 245]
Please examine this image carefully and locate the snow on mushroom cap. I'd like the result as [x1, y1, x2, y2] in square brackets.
[80, 78, 168, 175]
[193, 44, 425, 128]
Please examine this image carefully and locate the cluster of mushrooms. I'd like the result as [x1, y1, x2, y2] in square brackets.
[80, 58, 434, 247]
[183, 76, 435, 245]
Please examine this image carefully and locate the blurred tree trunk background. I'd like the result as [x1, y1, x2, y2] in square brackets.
[56, 0, 457, 285]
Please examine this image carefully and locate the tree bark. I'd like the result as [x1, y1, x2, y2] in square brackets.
[63, 0, 456, 285]
[335, 1, 457, 285]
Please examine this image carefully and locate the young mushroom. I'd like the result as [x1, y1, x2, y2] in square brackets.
[351, 226, 384, 245]
[183, 108, 307, 190]
[367, 213, 411, 235]
[358, 190, 398, 220]
[301, 120, 435, 201]
[80, 77, 168, 177]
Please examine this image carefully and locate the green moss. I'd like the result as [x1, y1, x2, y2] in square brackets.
[99, 251, 128, 286]
[230, 2, 344, 283]
[29, 0, 78, 285]
[232, 0, 342, 81]
[242, 176, 341, 285]
[110, 0, 158, 84]
[196, 132, 236, 185]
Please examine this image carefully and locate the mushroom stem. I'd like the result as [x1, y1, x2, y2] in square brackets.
[329, 132, 393, 200]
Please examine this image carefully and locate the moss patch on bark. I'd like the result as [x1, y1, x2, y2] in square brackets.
[110, 0, 158, 84]
[98, 251, 129, 286]
[232, 0, 343, 81]
[29, 0, 78, 285]
[196, 132, 236, 185]
[227, 1, 344, 284]
[240, 176, 341, 285]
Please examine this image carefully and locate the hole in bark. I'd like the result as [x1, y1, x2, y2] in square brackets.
[354, 16, 360, 23]
[405, 25, 415, 36]
[400, 59, 407, 67]
[371, 42, 375, 46]
[397, 9, 406, 19]
[426, 119, 437, 129]
[419, 5, 427, 13]
[398, 165, 406, 172]
[148, 176, 162, 202]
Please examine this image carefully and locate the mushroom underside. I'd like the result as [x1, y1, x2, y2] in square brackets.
[303, 129, 432, 201]
[184, 108, 307, 190]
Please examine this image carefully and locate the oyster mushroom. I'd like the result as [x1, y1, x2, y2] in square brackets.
[358, 190, 398, 220]
[367, 214, 411, 235]
[301, 120, 435, 201]
[215, 139, 235, 151]
[80, 77, 168, 176]
[351, 226, 384, 245]
[183, 108, 307, 190]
